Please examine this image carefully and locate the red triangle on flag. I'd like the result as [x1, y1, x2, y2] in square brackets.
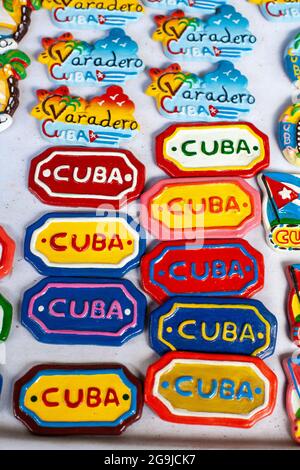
[264, 176, 299, 209]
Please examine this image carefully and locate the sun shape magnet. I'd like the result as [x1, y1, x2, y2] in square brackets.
[39, 30, 144, 87]
[42, 0, 144, 30]
[0, 0, 41, 53]
[152, 7, 256, 62]
[0, 49, 30, 133]
[31, 85, 139, 147]
[143, 0, 227, 14]
[258, 171, 300, 252]
[248, 0, 300, 22]
[146, 61, 255, 121]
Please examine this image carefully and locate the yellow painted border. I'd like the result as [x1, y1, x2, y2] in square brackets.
[163, 124, 265, 173]
[158, 303, 271, 356]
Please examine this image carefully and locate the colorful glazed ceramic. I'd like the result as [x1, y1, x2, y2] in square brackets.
[278, 103, 300, 166]
[143, 0, 227, 14]
[0, 226, 15, 279]
[284, 356, 300, 444]
[284, 32, 300, 88]
[248, 0, 300, 22]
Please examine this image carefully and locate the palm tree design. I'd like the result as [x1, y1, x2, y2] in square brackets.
[2, 0, 42, 42]
[163, 16, 200, 40]
[0, 49, 30, 116]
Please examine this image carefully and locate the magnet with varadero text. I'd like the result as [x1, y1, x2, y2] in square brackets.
[248, 0, 300, 22]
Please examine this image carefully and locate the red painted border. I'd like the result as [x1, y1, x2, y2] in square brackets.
[155, 122, 270, 178]
[140, 239, 264, 303]
[0, 226, 15, 279]
[13, 363, 143, 436]
[28, 147, 146, 209]
[283, 358, 300, 445]
[144, 352, 277, 428]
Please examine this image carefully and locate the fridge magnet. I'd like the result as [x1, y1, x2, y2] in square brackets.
[31, 85, 139, 147]
[140, 177, 261, 240]
[141, 239, 264, 303]
[0, 0, 41, 52]
[0, 49, 30, 133]
[156, 122, 269, 178]
[278, 103, 300, 167]
[38, 29, 144, 87]
[259, 171, 300, 251]
[24, 211, 146, 277]
[152, 7, 256, 62]
[248, 0, 300, 22]
[149, 297, 277, 359]
[21, 277, 146, 346]
[143, 0, 227, 15]
[146, 61, 255, 121]
[14, 363, 143, 435]
[0, 225, 15, 279]
[28, 147, 145, 209]
[42, 0, 144, 30]
[0, 293, 13, 341]
[144, 351, 277, 428]
[287, 265, 300, 345]
[284, 356, 300, 444]
[284, 32, 300, 88]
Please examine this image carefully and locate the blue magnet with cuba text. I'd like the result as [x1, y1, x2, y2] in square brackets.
[21, 277, 146, 346]
[150, 297, 277, 359]
[24, 211, 146, 277]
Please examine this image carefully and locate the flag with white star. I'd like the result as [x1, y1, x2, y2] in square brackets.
[260, 172, 300, 226]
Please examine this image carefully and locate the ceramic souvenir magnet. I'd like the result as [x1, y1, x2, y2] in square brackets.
[31, 85, 139, 147]
[284, 32, 300, 89]
[286, 265, 300, 345]
[0, 49, 30, 133]
[42, 0, 144, 30]
[141, 239, 264, 303]
[14, 363, 143, 435]
[0, 0, 41, 52]
[0, 226, 15, 279]
[284, 356, 300, 444]
[0, 293, 13, 341]
[149, 297, 277, 359]
[39, 30, 144, 87]
[28, 147, 145, 209]
[146, 61, 255, 122]
[152, 7, 256, 62]
[145, 352, 277, 428]
[140, 177, 261, 240]
[143, 0, 227, 14]
[156, 122, 269, 178]
[24, 211, 146, 277]
[259, 171, 300, 251]
[21, 277, 146, 346]
[278, 103, 300, 167]
[248, 0, 300, 22]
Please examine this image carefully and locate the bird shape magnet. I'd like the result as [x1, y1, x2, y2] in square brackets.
[41, 0, 144, 30]
[152, 6, 256, 62]
[258, 171, 300, 252]
[0, 49, 30, 133]
[248, 0, 300, 22]
[146, 61, 255, 121]
[31, 85, 139, 147]
[0, 0, 41, 53]
[38, 30, 144, 87]
[143, 0, 227, 14]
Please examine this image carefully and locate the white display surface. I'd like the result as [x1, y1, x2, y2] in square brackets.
[0, 0, 298, 450]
